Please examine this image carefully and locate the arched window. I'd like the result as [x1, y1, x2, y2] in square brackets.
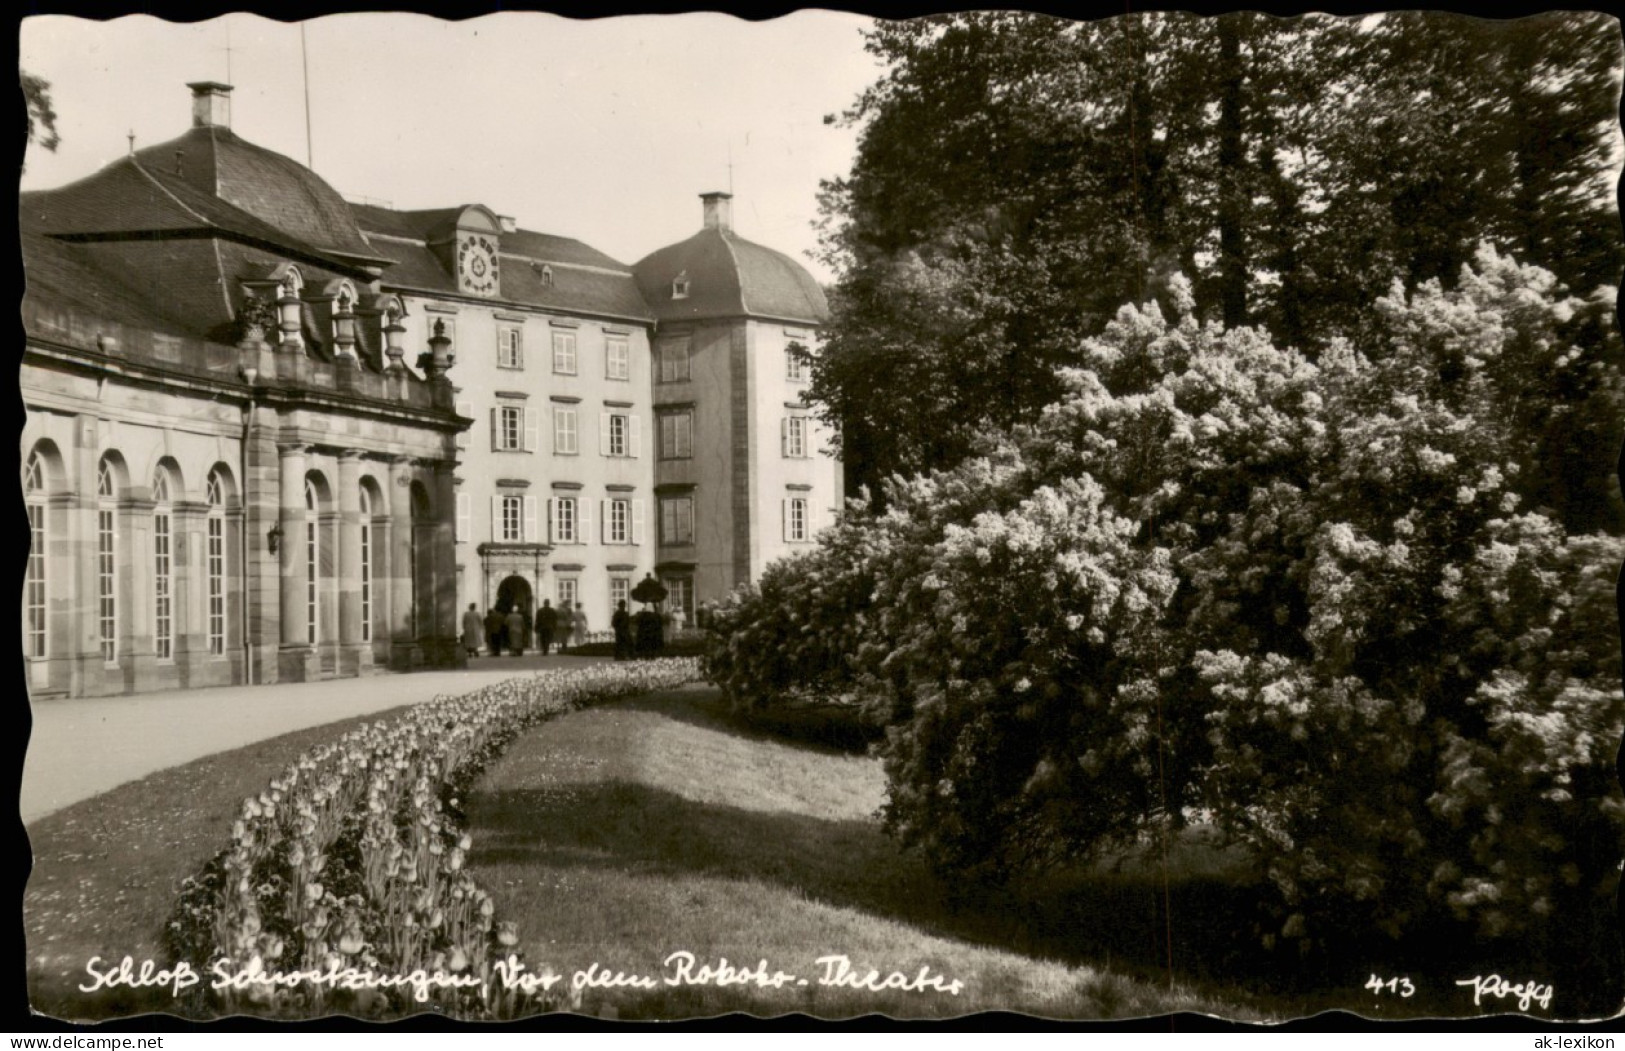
[97, 458, 119, 663]
[333, 282, 356, 341]
[281, 266, 304, 299]
[153, 468, 174, 662]
[206, 470, 227, 656]
[359, 485, 373, 644]
[305, 479, 320, 646]
[24, 453, 47, 660]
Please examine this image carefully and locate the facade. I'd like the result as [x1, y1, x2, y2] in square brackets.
[350, 202, 660, 637]
[631, 193, 841, 615]
[20, 81, 835, 698]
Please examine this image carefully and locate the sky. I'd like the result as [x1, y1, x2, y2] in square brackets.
[19, 12, 886, 284]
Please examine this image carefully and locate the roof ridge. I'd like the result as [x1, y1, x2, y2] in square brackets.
[126, 156, 216, 229]
[717, 228, 750, 317]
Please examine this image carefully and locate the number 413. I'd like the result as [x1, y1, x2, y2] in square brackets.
[1366, 974, 1416, 997]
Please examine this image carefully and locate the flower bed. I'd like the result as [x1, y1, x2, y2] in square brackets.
[164, 659, 702, 1019]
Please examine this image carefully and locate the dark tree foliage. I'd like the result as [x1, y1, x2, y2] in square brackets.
[812, 12, 1624, 531]
[23, 71, 60, 166]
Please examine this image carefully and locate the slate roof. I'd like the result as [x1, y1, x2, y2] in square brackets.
[349, 203, 653, 321]
[21, 229, 199, 339]
[133, 125, 385, 263]
[632, 227, 828, 325]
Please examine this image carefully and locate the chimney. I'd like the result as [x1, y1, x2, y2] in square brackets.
[701, 192, 733, 233]
[187, 81, 233, 130]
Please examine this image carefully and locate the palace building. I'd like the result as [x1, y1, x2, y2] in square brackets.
[20, 81, 837, 698]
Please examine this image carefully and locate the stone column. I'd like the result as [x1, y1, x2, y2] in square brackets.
[336, 450, 368, 676]
[387, 455, 419, 670]
[172, 499, 210, 688]
[276, 443, 319, 682]
[70, 413, 102, 696]
[431, 459, 464, 668]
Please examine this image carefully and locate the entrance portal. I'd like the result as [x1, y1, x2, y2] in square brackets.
[495, 575, 533, 617]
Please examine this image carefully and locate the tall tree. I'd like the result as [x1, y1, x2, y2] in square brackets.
[22, 71, 60, 169]
[811, 12, 1623, 506]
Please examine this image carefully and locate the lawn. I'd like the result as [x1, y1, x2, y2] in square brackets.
[461, 684, 1270, 1021]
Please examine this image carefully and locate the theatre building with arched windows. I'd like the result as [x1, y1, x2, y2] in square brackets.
[20, 82, 467, 698]
[21, 81, 839, 699]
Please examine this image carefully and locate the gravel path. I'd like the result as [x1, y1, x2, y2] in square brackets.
[21, 654, 612, 826]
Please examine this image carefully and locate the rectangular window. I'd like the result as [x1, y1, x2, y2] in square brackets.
[98, 507, 117, 662]
[493, 405, 539, 452]
[26, 502, 46, 659]
[659, 412, 693, 460]
[601, 412, 642, 458]
[554, 406, 578, 455]
[610, 575, 630, 612]
[498, 327, 523, 370]
[664, 577, 694, 625]
[207, 516, 225, 655]
[552, 330, 578, 374]
[787, 343, 809, 382]
[307, 516, 319, 645]
[551, 497, 577, 544]
[154, 511, 173, 662]
[660, 496, 695, 546]
[494, 405, 522, 451]
[557, 577, 578, 612]
[660, 497, 694, 545]
[502, 495, 525, 542]
[782, 416, 809, 459]
[784, 497, 809, 542]
[605, 335, 630, 381]
[605, 498, 631, 544]
[359, 517, 372, 644]
[658, 338, 691, 383]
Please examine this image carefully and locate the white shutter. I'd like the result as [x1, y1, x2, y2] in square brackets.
[781, 498, 789, 542]
[780, 418, 789, 458]
[490, 408, 500, 451]
[547, 498, 557, 544]
[490, 495, 501, 541]
[552, 407, 563, 453]
[455, 492, 471, 542]
[578, 499, 592, 545]
[599, 412, 611, 456]
[629, 415, 641, 458]
[524, 408, 540, 452]
[632, 499, 645, 545]
[455, 400, 473, 449]
[600, 499, 610, 543]
[523, 496, 539, 543]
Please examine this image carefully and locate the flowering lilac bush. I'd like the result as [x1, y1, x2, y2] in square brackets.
[166, 660, 702, 1018]
[708, 250, 1623, 1005]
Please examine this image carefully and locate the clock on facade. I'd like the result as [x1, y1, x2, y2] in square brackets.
[457, 235, 500, 296]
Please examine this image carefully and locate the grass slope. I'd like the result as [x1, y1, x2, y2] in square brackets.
[462, 685, 1258, 1021]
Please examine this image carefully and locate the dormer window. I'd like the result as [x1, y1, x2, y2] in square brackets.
[540, 265, 554, 288]
[672, 271, 690, 300]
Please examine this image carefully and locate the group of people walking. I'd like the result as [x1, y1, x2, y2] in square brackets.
[460, 599, 588, 658]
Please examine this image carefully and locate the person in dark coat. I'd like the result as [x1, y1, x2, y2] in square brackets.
[611, 601, 633, 661]
[505, 608, 526, 657]
[484, 607, 505, 657]
[520, 606, 533, 653]
[537, 599, 558, 655]
[461, 603, 483, 658]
